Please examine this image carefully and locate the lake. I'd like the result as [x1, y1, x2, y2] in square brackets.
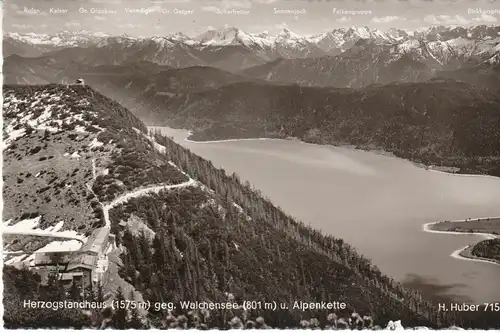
[153, 127, 500, 304]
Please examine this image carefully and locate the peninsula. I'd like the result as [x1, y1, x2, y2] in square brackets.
[424, 218, 500, 265]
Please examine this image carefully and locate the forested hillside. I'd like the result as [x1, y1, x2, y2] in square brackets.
[437, 62, 500, 93]
[472, 238, 500, 263]
[239, 53, 433, 88]
[3, 85, 499, 329]
[157, 79, 500, 176]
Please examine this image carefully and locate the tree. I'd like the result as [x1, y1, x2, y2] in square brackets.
[153, 233, 166, 269]
[69, 280, 81, 300]
[128, 291, 143, 329]
[97, 282, 104, 303]
[111, 287, 127, 329]
[45, 273, 66, 302]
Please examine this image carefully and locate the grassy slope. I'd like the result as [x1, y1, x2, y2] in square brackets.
[2, 84, 186, 237]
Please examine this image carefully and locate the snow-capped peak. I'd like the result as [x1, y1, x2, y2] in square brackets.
[347, 26, 371, 39]
[276, 28, 302, 40]
[193, 26, 274, 48]
[166, 32, 190, 41]
[5, 30, 112, 47]
[196, 27, 243, 45]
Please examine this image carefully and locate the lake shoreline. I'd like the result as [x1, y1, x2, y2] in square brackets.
[180, 131, 499, 180]
[422, 218, 500, 266]
[173, 128, 500, 266]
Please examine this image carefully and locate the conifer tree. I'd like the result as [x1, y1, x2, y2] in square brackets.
[153, 233, 166, 269]
[112, 287, 127, 329]
[128, 291, 143, 329]
[97, 282, 104, 303]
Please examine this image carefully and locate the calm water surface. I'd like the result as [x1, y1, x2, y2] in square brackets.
[154, 127, 500, 303]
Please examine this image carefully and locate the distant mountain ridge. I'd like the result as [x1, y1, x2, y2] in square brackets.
[239, 35, 500, 87]
[4, 25, 500, 71]
[4, 54, 500, 177]
[239, 48, 435, 88]
[152, 79, 500, 176]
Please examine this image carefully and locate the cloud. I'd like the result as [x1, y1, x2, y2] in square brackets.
[472, 13, 498, 23]
[201, 6, 219, 13]
[11, 23, 34, 30]
[424, 14, 469, 25]
[336, 16, 351, 23]
[65, 21, 82, 28]
[230, 0, 253, 8]
[274, 22, 289, 30]
[371, 16, 406, 24]
[118, 23, 142, 28]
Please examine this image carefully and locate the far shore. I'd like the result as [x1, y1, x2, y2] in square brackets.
[148, 126, 500, 181]
[422, 217, 500, 266]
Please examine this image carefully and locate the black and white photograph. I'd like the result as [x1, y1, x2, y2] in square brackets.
[2, 0, 500, 329]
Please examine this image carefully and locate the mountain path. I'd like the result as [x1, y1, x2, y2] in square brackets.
[102, 178, 196, 228]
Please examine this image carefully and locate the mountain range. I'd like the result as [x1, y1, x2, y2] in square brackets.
[4, 25, 500, 71]
[3, 24, 500, 177]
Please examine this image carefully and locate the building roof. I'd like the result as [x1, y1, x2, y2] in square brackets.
[34, 252, 75, 266]
[67, 253, 98, 271]
[80, 227, 110, 254]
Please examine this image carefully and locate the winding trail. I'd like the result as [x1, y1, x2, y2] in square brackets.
[87, 152, 195, 229]
[101, 179, 196, 228]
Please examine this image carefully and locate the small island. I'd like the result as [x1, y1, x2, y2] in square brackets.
[424, 218, 500, 265]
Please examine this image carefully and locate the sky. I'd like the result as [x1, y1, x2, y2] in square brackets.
[3, 0, 500, 36]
